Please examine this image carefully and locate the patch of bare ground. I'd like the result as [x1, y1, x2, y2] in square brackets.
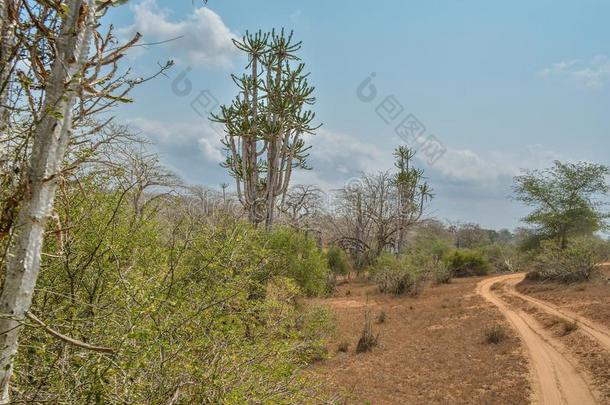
[516, 270, 610, 330]
[496, 282, 610, 402]
[308, 277, 530, 404]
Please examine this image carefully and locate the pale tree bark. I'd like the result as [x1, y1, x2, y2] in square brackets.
[0, 1, 95, 401]
[0, 0, 16, 135]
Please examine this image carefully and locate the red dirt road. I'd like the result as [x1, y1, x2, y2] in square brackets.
[477, 274, 603, 405]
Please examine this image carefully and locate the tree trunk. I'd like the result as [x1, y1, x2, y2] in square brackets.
[0, 1, 93, 401]
[0, 0, 16, 134]
[560, 233, 568, 250]
[265, 136, 277, 230]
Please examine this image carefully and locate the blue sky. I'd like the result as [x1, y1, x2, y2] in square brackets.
[107, 0, 610, 230]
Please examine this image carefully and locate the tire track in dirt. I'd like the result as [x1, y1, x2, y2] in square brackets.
[502, 273, 610, 352]
[477, 275, 597, 405]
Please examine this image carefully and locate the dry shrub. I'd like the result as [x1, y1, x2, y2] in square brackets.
[337, 341, 349, 353]
[356, 311, 379, 353]
[530, 237, 607, 283]
[432, 262, 452, 284]
[485, 325, 506, 344]
[373, 254, 423, 296]
[560, 320, 578, 336]
[376, 311, 386, 324]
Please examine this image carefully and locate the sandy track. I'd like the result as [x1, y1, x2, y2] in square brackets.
[477, 275, 597, 405]
[502, 273, 610, 351]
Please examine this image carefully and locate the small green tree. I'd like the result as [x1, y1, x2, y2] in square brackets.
[265, 227, 329, 296]
[513, 160, 610, 249]
[444, 249, 491, 277]
[327, 246, 350, 277]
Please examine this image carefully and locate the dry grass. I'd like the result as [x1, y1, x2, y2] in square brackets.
[560, 320, 578, 336]
[337, 341, 349, 353]
[516, 278, 610, 329]
[356, 311, 379, 353]
[310, 277, 531, 404]
[485, 324, 507, 344]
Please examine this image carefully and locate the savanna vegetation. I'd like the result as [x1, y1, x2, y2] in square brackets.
[0, 3, 336, 402]
[0, 1, 609, 404]
[515, 161, 610, 282]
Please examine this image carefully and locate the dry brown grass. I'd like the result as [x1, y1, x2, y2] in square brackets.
[560, 320, 579, 336]
[337, 341, 349, 353]
[485, 324, 507, 344]
[356, 311, 379, 353]
[309, 277, 531, 404]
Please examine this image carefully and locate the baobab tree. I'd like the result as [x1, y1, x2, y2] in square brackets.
[213, 29, 320, 229]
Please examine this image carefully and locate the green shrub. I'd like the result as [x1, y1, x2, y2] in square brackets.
[431, 260, 452, 284]
[444, 249, 491, 277]
[373, 253, 423, 295]
[352, 250, 376, 274]
[265, 227, 330, 296]
[478, 243, 527, 273]
[429, 239, 453, 261]
[408, 250, 453, 284]
[325, 246, 350, 293]
[529, 237, 608, 283]
[18, 182, 334, 403]
[294, 305, 335, 363]
[327, 245, 350, 276]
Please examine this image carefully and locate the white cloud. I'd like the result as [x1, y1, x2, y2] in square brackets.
[539, 55, 610, 88]
[297, 128, 390, 188]
[430, 144, 559, 183]
[127, 117, 224, 164]
[309, 129, 387, 172]
[298, 128, 560, 189]
[120, 0, 238, 68]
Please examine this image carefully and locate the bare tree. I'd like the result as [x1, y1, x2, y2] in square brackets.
[448, 221, 492, 249]
[330, 148, 433, 262]
[331, 180, 374, 264]
[280, 184, 323, 232]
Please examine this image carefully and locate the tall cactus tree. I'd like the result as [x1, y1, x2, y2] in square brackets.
[393, 146, 433, 253]
[213, 29, 319, 229]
